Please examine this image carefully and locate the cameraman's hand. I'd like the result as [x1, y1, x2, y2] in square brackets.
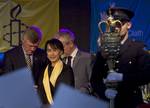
[105, 88, 118, 99]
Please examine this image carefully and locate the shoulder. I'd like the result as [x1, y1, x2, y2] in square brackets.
[127, 39, 148, 55]
[129, 39, 145, 48]
[35, 48, 45, 53]
[34, 48, 46, 56]
[34, 48, 48, 64]
[78, 50, 92, 58]
[5, 46, 21, 55]
[78, 50, 96, 62]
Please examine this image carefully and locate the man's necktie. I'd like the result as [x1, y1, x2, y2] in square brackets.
[67, 56, 72, 67]
[25, 55, 32, 70]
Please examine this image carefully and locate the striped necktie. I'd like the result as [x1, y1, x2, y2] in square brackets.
[25, 55, 32, 70]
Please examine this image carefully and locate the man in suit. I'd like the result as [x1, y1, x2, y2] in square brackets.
[3, 26, 48, 86]
[55, 28, 94, 94]
[90, 7, 150, 108]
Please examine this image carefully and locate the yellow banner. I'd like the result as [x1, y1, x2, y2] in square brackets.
[0, 0, 59, 52]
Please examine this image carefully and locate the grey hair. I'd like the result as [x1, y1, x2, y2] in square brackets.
[22, 25, 42, 43]
[55, 28, 75, 42]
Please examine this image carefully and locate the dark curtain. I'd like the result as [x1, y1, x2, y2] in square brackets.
[60, 0, 91, 52]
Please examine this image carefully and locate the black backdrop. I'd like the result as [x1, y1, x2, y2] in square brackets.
[60, 0, 91, 52]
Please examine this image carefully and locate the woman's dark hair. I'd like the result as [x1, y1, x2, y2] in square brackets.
[45, 38, 64, 53]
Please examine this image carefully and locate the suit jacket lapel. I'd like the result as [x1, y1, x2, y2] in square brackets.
[73, 50, 80, 69]
[33, 50, 39, 71]
[120, 39, 131, 55]
[18, 46, 27, 67]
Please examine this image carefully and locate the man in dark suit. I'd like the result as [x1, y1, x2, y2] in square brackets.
[55, 28, 94, 94]
[3, 26, 48, 86]
[90, 7, 150, 108]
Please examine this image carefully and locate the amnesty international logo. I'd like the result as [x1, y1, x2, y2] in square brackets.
[3, 4, 28, 47]
[0, 0, 59, 52]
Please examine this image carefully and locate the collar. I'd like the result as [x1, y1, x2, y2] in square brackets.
[121, 34, 128, 45]
[22, 46, 33, 56]
[22, 46, 26, 55]
[70, 47, 78, 58]
[22, 46, 33, 63]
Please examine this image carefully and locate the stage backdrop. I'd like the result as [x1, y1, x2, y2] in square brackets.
[0, 0, 59, 52]
[90, 0, 150, 53]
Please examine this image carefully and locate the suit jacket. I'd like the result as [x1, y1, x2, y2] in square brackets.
[64, 50, 94, 93]
[38, 62, 74, 104]
[3, 46, 48, 85]
[90, 39, 150, 108]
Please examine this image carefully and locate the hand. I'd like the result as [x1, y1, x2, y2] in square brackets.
[106, 72, 123, 82]
[105, 88, 118, 99]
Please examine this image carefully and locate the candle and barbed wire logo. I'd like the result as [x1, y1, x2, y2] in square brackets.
[3, 4, 28, 47]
